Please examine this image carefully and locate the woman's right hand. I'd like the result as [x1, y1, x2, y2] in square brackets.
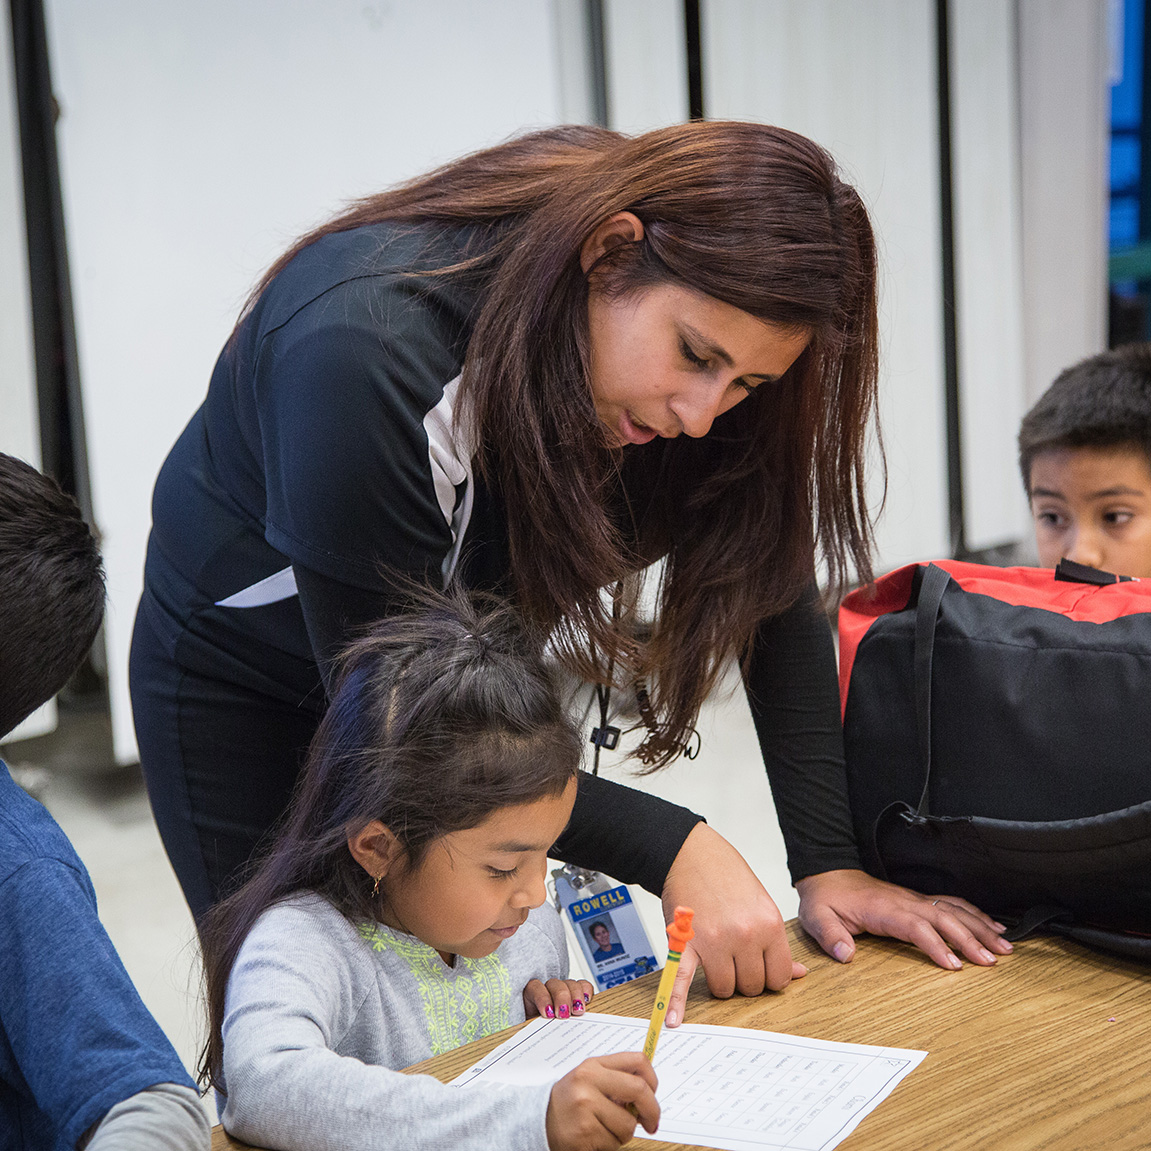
[545, 1052, 659, 1151]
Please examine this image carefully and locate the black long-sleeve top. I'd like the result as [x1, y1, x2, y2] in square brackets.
[144, 220, 862, 895]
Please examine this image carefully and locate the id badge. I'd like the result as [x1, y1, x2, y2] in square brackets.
[552, 863, 660, 990]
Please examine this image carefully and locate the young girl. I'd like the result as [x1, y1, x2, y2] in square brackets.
[199, 594, 659, 1151]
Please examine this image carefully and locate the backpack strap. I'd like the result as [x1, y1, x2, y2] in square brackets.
[912, 563, 951, 817]
[1054, 557, 1135, 585]
[1001, 904, 1071, 942]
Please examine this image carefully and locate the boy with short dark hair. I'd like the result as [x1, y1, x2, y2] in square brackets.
[1018, 342, 1151, 578]
[0, 452, 208, 1150]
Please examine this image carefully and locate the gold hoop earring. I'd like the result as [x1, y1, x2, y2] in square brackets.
[372, 874, 382, 899]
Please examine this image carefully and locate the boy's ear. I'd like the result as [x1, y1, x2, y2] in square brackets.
[347, 820, 406, 879]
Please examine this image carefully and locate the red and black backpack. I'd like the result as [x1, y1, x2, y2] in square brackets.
[839, 558, 1151, 960]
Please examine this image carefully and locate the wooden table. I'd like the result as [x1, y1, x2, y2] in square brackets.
[212, 922, 1151, 1150]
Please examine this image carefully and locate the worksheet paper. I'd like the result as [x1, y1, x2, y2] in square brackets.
[453, 1013, 926, 1151]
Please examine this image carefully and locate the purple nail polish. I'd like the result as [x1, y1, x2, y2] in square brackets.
[573, 1000, 584, 1013]
[583, 992, 590, 1004]
[558, 1004, 569, 1018]
[544, 1005, 554, 1019]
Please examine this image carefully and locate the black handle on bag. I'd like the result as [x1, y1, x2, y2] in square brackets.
[1054, 558, 1135, 585]
[912, 563, 951, 818]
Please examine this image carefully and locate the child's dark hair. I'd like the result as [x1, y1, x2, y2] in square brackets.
[1018, 343, 1151, 493]
[0, 453, 104, 739]
[198, 589, 581, 1090]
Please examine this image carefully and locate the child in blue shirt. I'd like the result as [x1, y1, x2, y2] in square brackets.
[0, 452, 209, 1150]
[1019, 343, 1151, 578]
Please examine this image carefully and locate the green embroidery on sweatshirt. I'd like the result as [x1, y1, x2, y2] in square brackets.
[357, 923, 512, 1055]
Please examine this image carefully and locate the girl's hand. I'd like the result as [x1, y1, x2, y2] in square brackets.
[796, 868, 1013, 970]
[545, 1052, 659, 1151]
[662, 823, 808, 1028]
[523, 977, 594, 1020]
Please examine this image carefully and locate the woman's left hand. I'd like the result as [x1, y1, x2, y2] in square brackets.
[661, 823, 808, 1028]
[795, 868, 1013, 970]
[524, 977, 594, 1020]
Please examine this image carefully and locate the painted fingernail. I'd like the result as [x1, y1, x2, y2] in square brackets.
[583, 992, 590, 1004]
[573, 1000, 584, 1013]
[558, 1004, 569, 1018]
[544, 1005, 554, 1019]
[947, 953, 962, 970]
[832, 942, 852, 963]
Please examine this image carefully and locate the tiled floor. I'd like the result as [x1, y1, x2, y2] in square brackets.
[2, 664, 796, 1105]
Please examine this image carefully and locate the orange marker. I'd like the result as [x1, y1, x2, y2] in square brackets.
[641, 907, 695, 1062]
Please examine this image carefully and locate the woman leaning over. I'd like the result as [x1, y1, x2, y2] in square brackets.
[130, 121, 1010, 1026]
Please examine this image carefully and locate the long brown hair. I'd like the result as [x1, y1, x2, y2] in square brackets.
[198, 590, 580, 1091]
[245, 122, 880, 766]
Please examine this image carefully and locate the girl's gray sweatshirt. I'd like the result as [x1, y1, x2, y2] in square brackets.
[221, 892, 568, 1151]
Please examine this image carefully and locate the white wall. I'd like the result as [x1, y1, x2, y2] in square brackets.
[950, 0, 1029, 550]
[604, 0, 689, 131]
[702, 0, 951, 570]
[0, 13, 36, 466]
[1019, 0, 1110, 407]
[701, 0, 1109, 563]
[44, 0, 575, 762]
